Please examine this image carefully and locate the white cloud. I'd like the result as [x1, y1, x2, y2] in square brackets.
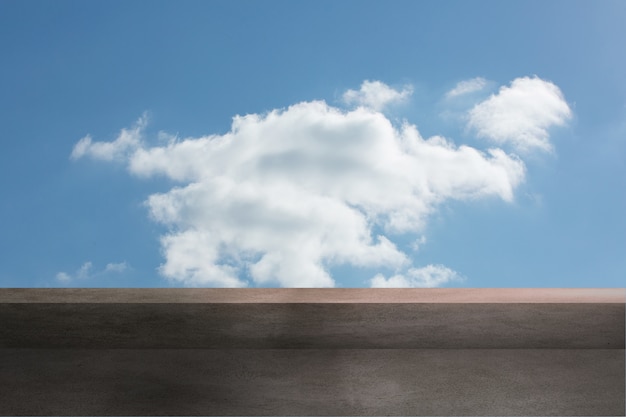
[342, 80, 413, 111]
[76, 261, 93, 279]
[56, 261, 92, 283]
[105, 262, 128, 273]
[446, 77, 488, 98]
[71, 113, 147, 161]
[467, 76, 572, 153]
[55, 272, 71, 283]
[72, 80, 537, 288]
[56, 261, 128, 283]
[410, 236, 427, 252]
[370, 264, 464, 288]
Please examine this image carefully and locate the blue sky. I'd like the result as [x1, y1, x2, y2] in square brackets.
[1, 0, 624, 288]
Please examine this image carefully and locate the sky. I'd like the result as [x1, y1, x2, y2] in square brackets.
[1, 0, 625, 288]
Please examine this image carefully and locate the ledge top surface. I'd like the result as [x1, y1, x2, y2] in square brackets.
[0, 288, 624, 303]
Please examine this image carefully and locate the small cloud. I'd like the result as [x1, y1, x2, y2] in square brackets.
[342, 80, 413, 111]
[70, 135, 93, 160]
[71, 113, 148, 161]
[410, 236, 427, 252]
[76, 261, 93, 280]
[446, 77, 488, 98]
[56, 260, 128, 283]
[55, 272, 71, 283]
[467, 76, 572, 153]
[370, 264, 464, 288]
[105, 262, 128, 273]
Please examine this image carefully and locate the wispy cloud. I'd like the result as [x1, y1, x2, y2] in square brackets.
[71, 79, 561, 288]
[104, 262, 129, 273]
[56, 261, 128, 283]
[55, 271, 72, 283]
[370, 264, 464, 288]
[467, 76, 572, 153]
[446, 77, 488, 98]
[71, 113, 147, 161]
[342, 80, 413, 111]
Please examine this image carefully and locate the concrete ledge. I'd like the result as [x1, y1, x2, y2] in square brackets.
[1, 303, 624, 349]
[1, 348, 624, 416]
[1, 287, 624, 303]
[0, 288, 624, 416]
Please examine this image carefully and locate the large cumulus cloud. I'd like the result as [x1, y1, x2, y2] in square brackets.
[72, 78, 570, 287]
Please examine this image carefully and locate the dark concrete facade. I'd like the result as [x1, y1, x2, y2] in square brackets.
[0, 288, 624, 416]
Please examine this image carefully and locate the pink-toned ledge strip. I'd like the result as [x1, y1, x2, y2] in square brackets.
[0, 287, 624, 303]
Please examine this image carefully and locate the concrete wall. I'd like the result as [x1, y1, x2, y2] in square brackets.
[0, 288, 624, 416]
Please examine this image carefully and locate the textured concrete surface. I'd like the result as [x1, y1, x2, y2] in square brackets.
[1, 349, 623, 416]
[0, 288, 624, 416]
[1, 303, 623, 349]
